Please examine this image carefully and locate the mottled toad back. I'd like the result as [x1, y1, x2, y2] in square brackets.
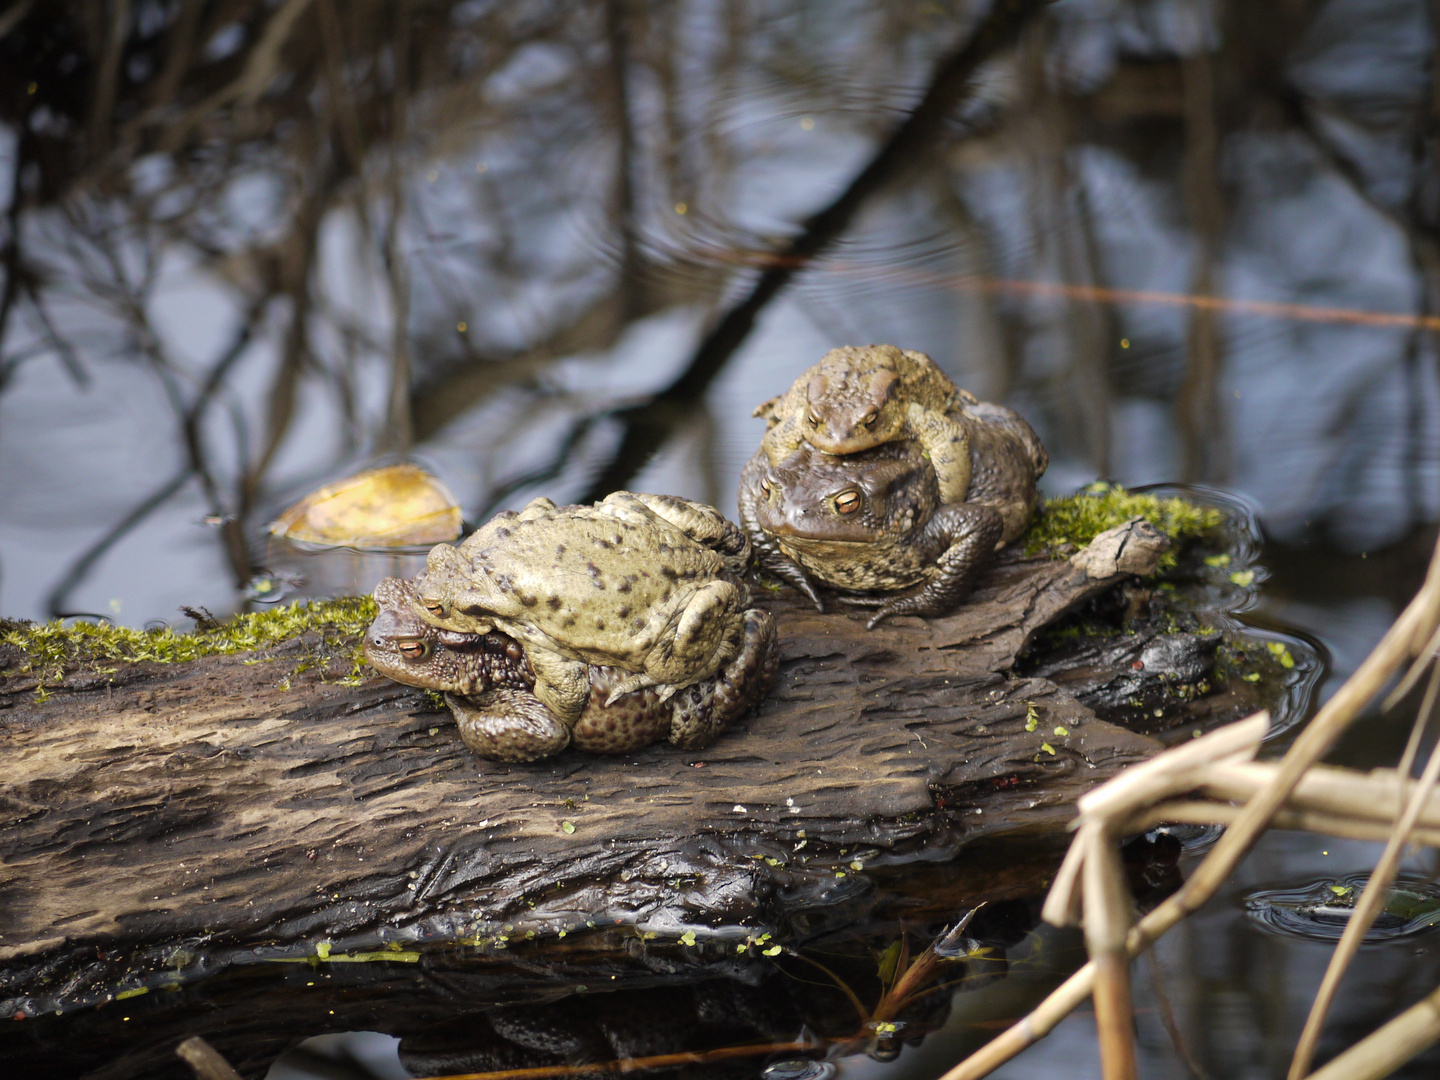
[753, 345, 976, 503]
[366, 576, 778, 762]
[409, 492, 758, 733]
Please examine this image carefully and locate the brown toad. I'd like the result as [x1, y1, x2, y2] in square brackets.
[753, 344, 977, 503]
[737, 399, 1047, 625]
[365, 577, 777, 761]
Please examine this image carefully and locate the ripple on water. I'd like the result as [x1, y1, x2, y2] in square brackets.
[762, 1060, 837, 1080]
[1243, 874, 1440, 944]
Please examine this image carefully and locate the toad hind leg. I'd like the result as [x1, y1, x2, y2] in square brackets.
[446, 689, 570, 762]
[650, 579, 744, 685]
[867, 503, 1004, 628]
[670, 608, 779, 749]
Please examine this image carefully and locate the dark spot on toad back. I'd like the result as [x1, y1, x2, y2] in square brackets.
[547, 596, 562, 611]
[555, 544, 565, 556]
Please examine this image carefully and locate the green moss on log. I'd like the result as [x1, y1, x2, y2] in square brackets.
[1024, 482, 1224, 569]
[1, 597, 378, 693]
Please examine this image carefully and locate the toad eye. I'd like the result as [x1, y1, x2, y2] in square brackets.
[399, 640, 431, 660]
[760, 478, 772, 499]
[807, 411, 821, 428]
[424, 602, 445, 617]
[861, 410, 878, 428]
[834, 490, 861, 514]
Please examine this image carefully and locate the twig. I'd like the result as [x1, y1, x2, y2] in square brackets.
[44, 467, 193, 618]
[175, 1036, 245, 1080]
[416, 1039, 819, 1080]
[944, 533, 1440, 1080]
[1145, 949, 1212, 1080]
[1288, 659, 1440, 1079]
[1082, 822, 1137, 1080]
[1303, 983, 1440, 1080]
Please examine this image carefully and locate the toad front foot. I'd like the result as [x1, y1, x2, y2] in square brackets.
[867, 503, 1005, 628]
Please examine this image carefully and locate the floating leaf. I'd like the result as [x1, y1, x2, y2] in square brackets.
[560, 820, 575, 834]
[1040, 742, 1055, 755]
[1025, 706, 1039, 733]
[270, 464, 462, 547]
[1204, 553, 1231, 567]
[1053, 725, 1069, 736]
[1229, 569, 1256, 587]
[762, 944, 782, 957]
[679, 931, 697, 946]
[876, 939, 903, 985]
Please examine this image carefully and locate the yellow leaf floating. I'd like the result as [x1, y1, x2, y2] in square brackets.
[269, 465, 462, 547]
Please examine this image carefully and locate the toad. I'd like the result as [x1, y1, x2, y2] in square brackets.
[737, 399, 1047, 626]
[410, 492, 760, 731]
[752, 344, 977, 503]
[366, 577, 777, 761]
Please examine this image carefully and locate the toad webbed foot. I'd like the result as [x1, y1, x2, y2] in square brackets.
[867, 502, 1005, 628]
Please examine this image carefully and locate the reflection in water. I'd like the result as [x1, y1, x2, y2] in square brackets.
[1, 1, 1439, 1078]
[0, 0, 1435, 626]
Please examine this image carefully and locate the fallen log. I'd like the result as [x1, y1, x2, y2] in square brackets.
[0, 521, 1175, 1022]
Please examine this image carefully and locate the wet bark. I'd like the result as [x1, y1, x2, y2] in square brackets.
[0, 522, 1166, 1019]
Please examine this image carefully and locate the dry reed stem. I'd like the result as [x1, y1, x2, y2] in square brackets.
[1303, 983, 1440, 1080]
[1124, 800, 1440, 847]
[1289, 661, 1440, 1080]
[175, 1036, 245, 1080]
[1384, 619, 1440, 710]
[941, 534, 1440, 1080]
[1041, 714, 1270, 928]
[1081, 823, 1137, 1080]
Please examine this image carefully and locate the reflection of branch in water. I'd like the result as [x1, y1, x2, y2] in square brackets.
[44, 307, 266, 617]
[45, 467, 194, 619]
[472, 413, 600, 521]
[578, 0, 1049, 502]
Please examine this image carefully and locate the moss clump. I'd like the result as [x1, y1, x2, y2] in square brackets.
[1024, 482, 1224, 570]
[2, 596, 378, 692]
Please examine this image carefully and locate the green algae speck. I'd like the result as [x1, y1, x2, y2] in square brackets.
[1023, 482, 1225, 571]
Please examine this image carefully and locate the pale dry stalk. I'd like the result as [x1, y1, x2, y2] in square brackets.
[1303, 982, 1440, 1080]
[1124, 800, 1440, 847]
[941, 533, 1440, 1080]
[1081, 821, 1137, 1080]
[1041, 714, 1271, 927]
[1288, 660, 1440, 1079]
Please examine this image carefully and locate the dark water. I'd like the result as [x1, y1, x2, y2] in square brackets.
[2, 0, 1439, 1077]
